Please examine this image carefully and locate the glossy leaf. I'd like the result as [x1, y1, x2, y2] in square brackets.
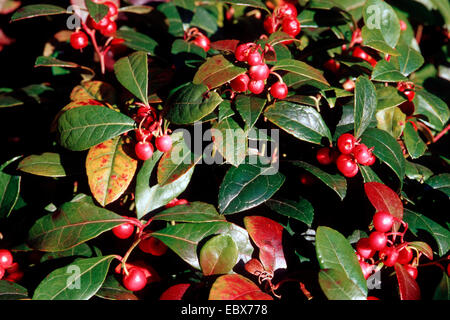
[95, 275, 138, 300]
[209, 274, 273, 300]
[115, 30, 158, 55]
[272, 59, 330, 87]
[11, 4, 67, 22]
[266, 197, 314, 227]
[433, 273, 450, 300]
[193, 55, 246, 90]
[375, 106, 406, 139]
[363, 0, 401, 48]
[28, 201, 129, 251]
[171, 39, 206, 58]
[152, 221, 253, 270]
[319, 269, 367, 300]
[157, 2, 184, 37]
[17, 152, 67, 177]
[408, 241, 433, 260]
[160, 283, 191, 300]
[360, 26, 398, 55]
[293, 161, 347, 200]
[403, 122, 427, 159]
[153, 201, 225, 223]
[0, 157, 21, 218]
[200, 234, 239, 276]
[376, 86, 407, 110]
[359, 165, 382, 183]
[244, 216, 287, 272]
[403, 209, 450, 256]
[118, 5, 153, 14]
[211, 117, 247, 167]
[0, 281, 28, 300]
[57, 105, 135, 151]
[218, 163, 285, 215]
[405, 161, 433, 183]
[34, 56, 95, 79]
[165, 82, 223, 124]
[414, 90, 450, 131]
[426, 174, 450, 197]
[360, 128, 405, 184]
[354, 76, 377, 139]
[394, 43, 424, 76]
[371, 60, 408, 82]
[114, 51, 149, 106]
[33, 255, 115, 300]
[86, 137, 137, 207]
[264, 101, 332, 145]
[394, 263, 421, 300]
[316, 226, 368, 297]
[40, 243, 96, 263]
[85, 0, 108, 22]
[235, 95, 266, 131]
[191, 7, 218, 36]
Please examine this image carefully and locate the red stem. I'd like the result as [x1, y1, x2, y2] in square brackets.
[433, 123, 450, 143]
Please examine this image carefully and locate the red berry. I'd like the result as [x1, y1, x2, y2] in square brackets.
[101, 20, 117, 37]
[397, 246, 413, 265]
[192, 35, 210, 52]
[324, 59, 340, 74]
[135, 141, 154, 160]
[0, 266, 4, 280]
[300, 173, 314, 185]
[6, 262, 19, 274]
[248, 64, 270, 81]
[0, 249, 13, 269]
[367, 296, 380, 300]
[135, 129, 152, 142]
[399, 20, 407, 31]
[70, 31, 89, 50]
[373, 211, 394, 233]
[104, 1, 118, 18]
[139, 237, 168, 256]
[165, 198, 189, 208]
[112, 223, 134, 239]
[365, 153, 376, 166]
[398, 101, 415, 116]
[91, 16, 111, 30]
[405, 265, 418, 279]
[282, 17, 301, 37]
[235, 43, 251, 61]
[356, 238, 375, 259]
[155, 135, 173, 152]
[248, 80, 265, 94]
[269, 82, 288, 99]
[354, 144, 373, 165]
[123, 267, 147, 291]
[359, 260, 374, 280]
[175, 199, 189, 206]
[352, 46, 369, 60]
[247, 51, 263, 66]
[337, 133, 356, 154]
[316, 147, 334, 165]
[5, 270, 23, 283]
[276, 3, 297, 19]
[403, 90, 415, 102]
[264, 16, 279, 34]
[336, 154, 359, 178]
[369, 231, 387, 251]
[380, 246, 399, 267]
[230, 73, 250, 92]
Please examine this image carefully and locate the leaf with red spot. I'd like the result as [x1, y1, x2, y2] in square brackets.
[210, 40, 239, 53]
[209, 274, 273, 300]
[243, 216, 287, 273]
[50, 99, 105, 132]
[394, 263, 421, 300]
[86, 136, 137, 207]
[364, 182, 403, 231]
[70, 81, 117, 103]
[193, 55, 246, 89]
[160, 283, 191, 300]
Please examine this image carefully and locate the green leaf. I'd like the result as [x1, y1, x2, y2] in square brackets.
[403, 122, 427, 159]
[0, 94, 23, 108]
[171, 39, 206, 58]
[272, 59, 330, 87]
[193, 55, 246, 90]
[33, 255, 115, 300]
[85, 0, 109, 22]
[235, 95, 266, 131]
[266, 197, 314, 227]
[153, 201, 225, 223]
[264, 101, 332, 145]
[95, 275, 138, 300]
[35, 56, 95, 79]
[371, 60, 408, 82]
[363, 0, 401, 48]
[211, 117, 247, 167]
[319, 269, 367, 300]
[414, 90, 450, 131]
[221, 0, 269, 12]
[165, 82, 223, 124]
[376, 86, 407, 110]
[354, 76, 377, 139]
[28, 202, 129, 251]
[292, 161, 347, 200]
[218, 163, 285, 215]
[360, 128, 406, 184]
[361, 26, 399, 55]
[152, 221, 253, 270]
[118, 5, 153, 14]
[359, 165, 383, 183]
[426, 174, 450, 197]
[393, 43, 424, 76]
[316, 226, 367, 297]
[11, 4, 67, 22]
[40, 243, 97, 263]
[157, 2, 184, 37]
[375, 106, 406, 139]
[17, 152, 67, 177]
[200, 234, 238, 276]
[115, 30, 158, 55]
[57, 105, 135, 151]
[218, 100, 235, 122]
[403, 209, 450, 256]
[191, 7, 218, 36]
[433, 273, 450, 300]
[114, 51, 149, 105]
[0, 157, 21, 218]
[405, 161, 433, 183]
[0, 281, 29, 300]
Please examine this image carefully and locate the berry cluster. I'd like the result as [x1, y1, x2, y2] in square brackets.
[132, 104, 173, 161]
[115, 261, 159, 292]
[397, 81, 415, 102]
[184, 27, 210, 52]
[263, 3, 301, 44]
[356, 211, 419, 282]
[0, 249, 23, 282]
[231, 43, 288, 99]
[316, 133, 376, 178]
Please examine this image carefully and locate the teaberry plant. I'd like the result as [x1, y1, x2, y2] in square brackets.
[0, 0, 448, 301]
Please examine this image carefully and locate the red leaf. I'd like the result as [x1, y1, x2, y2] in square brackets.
[244, 216, 287, 273]
[209, 274, 273, 300]
[210, 40, 239, 53]
[159, 283, 191, 300]
[244, 258, 265, 276]
[364, 182, 403, 231]
[394, 263, 421, 300]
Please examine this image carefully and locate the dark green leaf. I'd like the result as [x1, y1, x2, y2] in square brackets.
[218, 100, 235, 122]
[426, 174, 450, 197]
[0, 281, 28, 300]
[403, 122, 427, 159]
[0, 94, 23, 108]
[0, 157, 21, 218]
[11, 4, 67, 22]
[319, 269, 367, 300]
[272, 59, 330, 87]
[95, 275, 138, 300]
[171, 39, 206, 58]
[235, 95, 266, 131]
[266, 197, 314, 227]
[17, 152, 66, 177]
[157, 2, 184, 37]
[200, 234, 238, 276]
[393, 43, 424, 76]
[363, 0, 401, 48]
[371, 60, 408, 82]
[191, 7, 218, 36]
[211, 117, 247, 167]
[354, 76, 377, 139]
[405, 161, 433, 183]
[361, 26, 399, 55]
[153, 201, 225, 223]
[414, 90, 450, 131]
[433, 273, 450, 300]
[376, 86, 407, 110]
[359, 165, 382, 183]
[221, 0, 269, 12]
[193, 55, 246, 90]
[115, 30, 157, 55]
[85, 0, 109, 22]
[40, 243, 96, 263]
